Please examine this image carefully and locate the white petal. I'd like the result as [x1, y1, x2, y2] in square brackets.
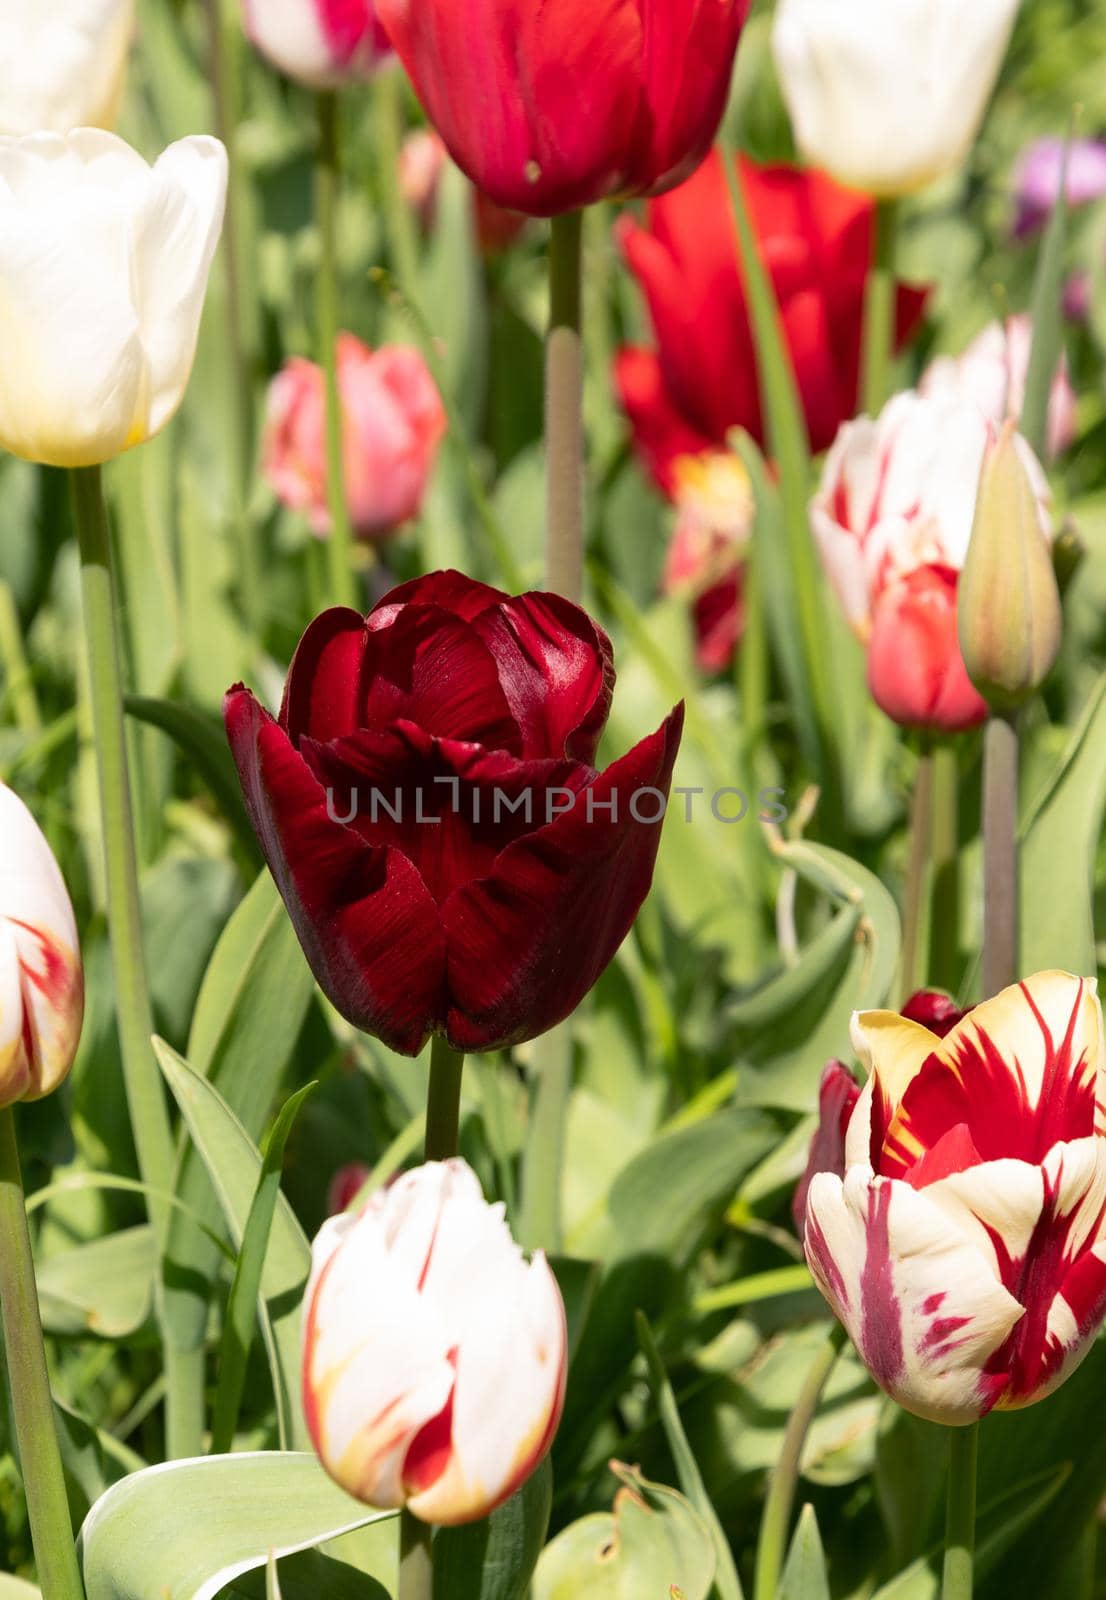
[0, 919, 31, 1107]
[0, 0, 135, 136]
[244, 0, 350, 89]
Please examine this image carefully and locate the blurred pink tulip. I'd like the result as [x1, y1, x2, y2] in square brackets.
[921, 314, 1077, 461]
[242, 0, 391, 87]
[263, 335, 446, 540]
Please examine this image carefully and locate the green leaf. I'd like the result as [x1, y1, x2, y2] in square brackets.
[124, 695, 259, 863]
[1021, 138, 1070, 460]
[78, 1451, 393, 1600]
[432, 1458, 552, 1600]
[636, 1313, 743, 1600]
[1019, 670, 1106, 974]
[228, 1549, 389, 1600]
[532, 1464, 715, 1600]
[36, 1226, 156, 1340]
[155, 1040, 313, 1448]
[211, 1082, 317, 1453]
[779, 1506, 830, 1600]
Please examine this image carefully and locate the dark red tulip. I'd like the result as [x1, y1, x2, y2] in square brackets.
[616, 151, 929, 490]
[375, 0, 750, 217]
[225, 571, 683, 1056]
[899, 989, 971, 1039]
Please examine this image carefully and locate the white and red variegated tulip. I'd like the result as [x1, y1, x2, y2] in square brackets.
[0, 782, 84, 1107]
[804, 971, 1106, 1425]
[302, 1157, 566, 1525]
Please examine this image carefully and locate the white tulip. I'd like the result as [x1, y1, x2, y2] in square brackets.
[0, 0, 135, 136]
[772, 0, 1020, 197]
[0, 129, 227, 468]
[302, 1159, 566, 1526]
[0, 783, 84, 1107]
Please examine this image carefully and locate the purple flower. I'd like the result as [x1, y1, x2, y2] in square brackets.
[1013, 136, 1106, 237]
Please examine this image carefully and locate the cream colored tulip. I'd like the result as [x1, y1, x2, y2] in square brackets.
[772, 0, 1019, 198]
[0, 129, 227, 468]
[302, 1159, 566, 1526]
[0, 0, 135, 136]
[0, 783, 84, 1108]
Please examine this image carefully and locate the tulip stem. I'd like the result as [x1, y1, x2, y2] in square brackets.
[399, 1510, 434, 1600]
[316, 91, 358, 610]
[899, 738, 934, 1003]
[929, 741, 961, 993]
[862, 198, 898, 415]
[0, 1108, 86, 1600]
[425, 1037, 465, 1162]
[753, 1321, 847, 1600]
[941, 1422, 979, 1600]
[982, 712, 1019, 998]
[374, 65, 420, 294]
[545, 209, 585, 602]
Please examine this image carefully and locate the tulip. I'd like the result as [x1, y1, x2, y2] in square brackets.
[0, 130, 226, 470]
[262, 336, 446, 540]
[772, 0, 1019, 198]
[0, 784, 84, 1108]
[811, 390, 1052, 641]
[302, 1158, 566, 1523]
[225, 571, 683, 1056]
[616, 152, 927, 487]
[866, 566, 987, 734]
[326, 1162, 371, 1214]
[663, 452, 753, 674]
[958, 422, 1063, 711]
[374, 0, 750, 217]
[805, 971, 1106, 1423]
[0, 0, 134, 136]
[242, 0, 391, 88]
[921, 315, 1077, 462]
[1013, 136, 1106, 238]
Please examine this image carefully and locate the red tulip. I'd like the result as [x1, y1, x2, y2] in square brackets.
[374, 0, 750, 217]
[616, 151, 928, 488]
[866, 564, 987, 734]
[225, 572, 683, 1056]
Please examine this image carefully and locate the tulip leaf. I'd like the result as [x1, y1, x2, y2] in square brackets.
[77, 1451, 393, 1600]
[1021, 138, 1070, 460]
[226, 1549, 389, 1600]
[0, 1579, 42, 1599]
[155, 1039, 312, 1449]
[532, 1463, 715, 1600]
[432, 1458, 552, 1600]
[124, 694, 259, 864]
[779, 1506, 830, 1600]
[36, 1226, 156, 1340]
[1019, 668, 1106, 975]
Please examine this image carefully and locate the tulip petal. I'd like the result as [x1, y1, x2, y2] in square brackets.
[441, 705, 683, 1051]
[632, 0, 750, 197]
[225, 686, 445, 1054]
[474, 593, 615, 763]
[806, 1168, 1024, 1424]
[0, 919, 31, 1107]
[280, 606, 369, 745]
[367, 569, 506, 626]
[847, 1009, 939, 1170]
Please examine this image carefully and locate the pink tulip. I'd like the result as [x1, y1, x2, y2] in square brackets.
[263, 335, 445, 540]
[242, 0, 391, 88]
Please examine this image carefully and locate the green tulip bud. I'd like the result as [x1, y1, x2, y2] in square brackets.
[958, 421, 1062, 711]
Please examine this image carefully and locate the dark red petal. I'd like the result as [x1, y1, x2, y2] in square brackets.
[474, 592, 615, 762]
[224, 686, 445, 1055]
[302, 722, 590, 905]
[360, 605, 522, 754]
[792, 1061, 861, 1233]
[900, 990, 971, 1038]
[440, 704, 684, 1051]
[903, 1123, 985, 1189]
[366, 569, 507, 630]
[279, 606, 368, 745]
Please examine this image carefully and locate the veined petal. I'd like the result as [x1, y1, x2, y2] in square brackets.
[280, 606, 369, 746]
[805, 1168, 1024, 1424]
[847, 1009, 939, 1170]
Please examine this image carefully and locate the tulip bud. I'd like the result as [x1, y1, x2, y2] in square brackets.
[302, 1159, 566, 1525]
[0, 0, 135, 136]
[0, 783, 84, 1107]
[958, 422, 1063, 710]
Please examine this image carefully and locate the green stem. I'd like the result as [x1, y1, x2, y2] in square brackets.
[753, 1322, 846, 1600]
[899, 740, 934, 1003]
[739, 532, 768, 760]
[374, 65, 420, 293]
[982, 712, 1019, 999]
[941, 1423, 979, 1600]
[545, 210, 584, 602]
[928, 741, 961, 993]
[204, 0, 260, 642]
[0, 579, 42, 735]
[316, 91, 357, 610]
[398, 1036, 466, 1600]
[862, 199, 899, 416]
[70, 467, 180, 1432]
[0, 1109, 85, 1600]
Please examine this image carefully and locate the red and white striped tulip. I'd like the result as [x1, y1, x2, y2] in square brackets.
[0, 783, 84, 1107]
[302, 1158, 566, 1524]
[921, 314, 1077, 463]
[242, 0, 391, 88]
[804, 971, 1106, 1424]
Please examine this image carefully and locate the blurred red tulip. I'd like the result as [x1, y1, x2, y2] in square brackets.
[375, 0, 750, 217]
[616, 151, 928, 489]
[662, 451, 753, 673]
[866, 565, 987, 734]
[263, 334, 445, 540]
[225, 572, 683, 1056]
